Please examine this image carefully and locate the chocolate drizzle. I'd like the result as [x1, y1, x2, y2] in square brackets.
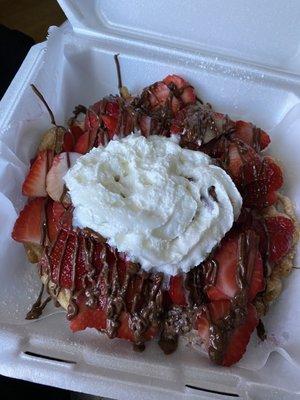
[26, 284, 51, 320]
[130, 272, 164, 345]
[179, 104, 234, 150]
[27, 75, 271, 362]
[208, 185, 218, 203]
[39, 212, 165, 348]
[159, 306, 193, 354]
[256, 319, 267, 341]
[33, 167, 264, 362]
[202, 230, 260, 364]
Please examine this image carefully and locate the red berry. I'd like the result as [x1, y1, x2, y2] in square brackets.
[22, 150, 52, 197]
[265, 215, 295, 262]
[197, 300, 258, 366]
[205, 231, 264, 302]
[12, 198, 46, 244]
[169, 275, 187, 306]
[242, 157, 283, 208]
[232, 121, 270, 151]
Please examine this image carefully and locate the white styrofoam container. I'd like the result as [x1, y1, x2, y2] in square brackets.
[0, 1, 300, 399]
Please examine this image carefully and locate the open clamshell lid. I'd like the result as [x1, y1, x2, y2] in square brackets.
[58, 0, 300, 73]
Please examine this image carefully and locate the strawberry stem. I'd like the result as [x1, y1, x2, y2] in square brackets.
[114, 54, 130, 99]
[114, 53, 123, 91]
[31, 84, 57, 126]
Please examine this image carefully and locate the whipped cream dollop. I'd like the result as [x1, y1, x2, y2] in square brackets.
[64, 134, 242, 275]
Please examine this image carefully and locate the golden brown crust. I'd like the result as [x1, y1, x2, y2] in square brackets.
[24, 243, 43, 263]
[38, 126, 65, 153]
[40, 273, 70, 310]
[254, 194, 299, 317]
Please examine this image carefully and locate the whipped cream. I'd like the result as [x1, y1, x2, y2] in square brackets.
[64, 134, 242, 275]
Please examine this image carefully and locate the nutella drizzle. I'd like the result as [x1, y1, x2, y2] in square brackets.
[256, 319, 267, 341]
[208, 185, 218, 203]
[202, 230, 260, 364]
[29, 76, 270, 362]
[26, 284, 51, 320]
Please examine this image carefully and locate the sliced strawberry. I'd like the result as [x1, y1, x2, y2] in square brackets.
[205, 231, 264, 302]
[117, 312, 135, 341]
[147, 82, 171, 110]
[169, 275, 187, 306]
[59, 206, 73, 230]
[52, 201, 66, 222]
[231, 121, 270, 151]
[242, 156, 283, 208]
[90, 100, 104, 116]
[105, 100, 120, 117]
[223, 140, 260, 183]
[197, 300, 231, 353]
[46, 152, 80, 201]
[70, 307, 106, 332]
[197, 300, 258, 366]
[247, 254, 265, 300]
[70, 307, 156, 342]
[46, 201, 65, 243]
[102, 115, 118, 139]
[48, 228, 69, 284]
[196, 311, 210, 347]
[139, 114, 152, 137]
[170, 108, 185, 135]
[264, 215, 295, 262]
[12, 198, 45, 244]
[177, 105, 235, 149]
[70, 123, 85, 141]
[222, 303, 258, 366]
[62, 131, 74, 152]
[75, 234, 91, 289]
[138, 76, 195, 117]
[163, 75, 196, 106]
[163, 75, 187, 89]
[84, 108, 100, 131]
[235, 209, 267, 256]
[63, 124, 85, 152]
[182, 86, 196, 105]
[121, 313, 157, 341]
[59, 231, 79, 288]
[74, 127, 99, 153]
[201, 135, 229, 158]
[74, 131, 90, 154]
[22, 150, 52, 197]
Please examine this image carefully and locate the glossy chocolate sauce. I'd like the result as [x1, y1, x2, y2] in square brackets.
[203, 230, 260, 364]
[179, 104, 234, 150]
[208, 185, 218, 203]
[29, 81, 268, 361]
[26, 284, 51, 320]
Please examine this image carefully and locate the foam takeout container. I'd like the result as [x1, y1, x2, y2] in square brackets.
[0, 1, 300, 399]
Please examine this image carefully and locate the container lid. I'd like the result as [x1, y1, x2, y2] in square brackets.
[58, 0, 300, 72]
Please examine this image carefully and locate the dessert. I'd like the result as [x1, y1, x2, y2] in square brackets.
[11, 69, 298, 366]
